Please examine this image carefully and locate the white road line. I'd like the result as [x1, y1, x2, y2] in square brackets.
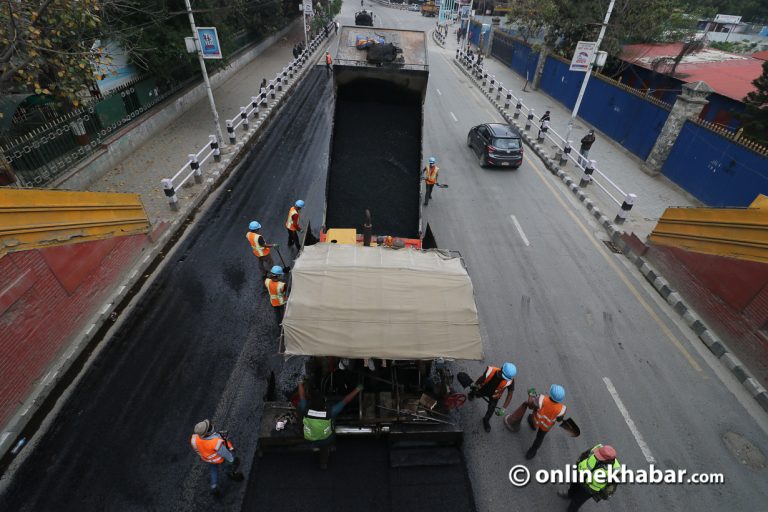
[436, 88, 442, 96]
[603, 377, 656, 464]
[509, 215, 530, 247]
[450, 111, 458, 122]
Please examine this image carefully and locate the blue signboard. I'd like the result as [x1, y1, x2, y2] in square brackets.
[197, 27, 222, 59]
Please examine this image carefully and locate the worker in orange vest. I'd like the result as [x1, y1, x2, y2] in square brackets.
[325, 51, 333, 74]
[285, 199, 304, 252]
[421, 156, 439, 206]
[525, 384, 567, 459]
[246, 220, 274, 277]
[468, 362, 516, 432]
[265, 265, 289, 324]
[190, 419, 244, 497]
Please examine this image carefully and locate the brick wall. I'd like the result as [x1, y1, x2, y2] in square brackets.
[0, 234, 149, 429]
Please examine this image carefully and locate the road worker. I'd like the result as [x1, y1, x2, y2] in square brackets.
[421, 156, 439, 206]
[190, 419, 244, 497]
[285, 199, 304, 251]
[246, 221, 274, 277]
[525, 384, 567, 459]
[265, 265, 288, 324]
[559, 444, 620, 511]
[468, 362, 516, 432]
[298, 380, 363, 469]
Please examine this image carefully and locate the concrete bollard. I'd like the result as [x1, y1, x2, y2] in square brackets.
[615, 193, 637, 224]
[251, 96, 259, 118]
[162, 178, 179, 211]
[488, 76, 495, 94]
[277, 76, 283, 92]
[496, 84, 503, 101]
[226, 120, 235, 144]
[537, 120, 549, 142]
[209, 135, 221, 163]
[504, 93, 511, 110]
[270, 83, 276, 100]
[240, 107, 249, 130]
[456, 48, 460, 59]
[525, 110, 534, 131]
[579, 160, 595, 187]
[189, 153, 202, 184]
[260, 92, 268, 107]
[560, 140, 571, 167]
[289, 65, 294, 79]
[514, 101, 522, 119]
[482, 72, 487, 87]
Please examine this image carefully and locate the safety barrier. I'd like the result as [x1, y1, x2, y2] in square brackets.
[432, 25, 446, 47]
[160, 27, 331, 211]
[455, 48, 639, 224]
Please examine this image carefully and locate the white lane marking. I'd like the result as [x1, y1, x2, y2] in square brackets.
[450, 111, 458, 122]
[436, 88, 442, 96]
[509, 215, 530, 247]
[603, 377, 656, 464]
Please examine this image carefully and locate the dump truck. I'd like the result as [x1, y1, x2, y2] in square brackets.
[257, 27, 483, 449]
[421, 1, 438, 17]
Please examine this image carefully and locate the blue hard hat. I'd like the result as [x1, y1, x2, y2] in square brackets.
[549, 384, 565, 403]
[249, 221, 261, 231]
[295, 200, 305, 208]
[270, 266, 284, 276]
[428, 156, 436, 165]
[502, 362, 517, 380]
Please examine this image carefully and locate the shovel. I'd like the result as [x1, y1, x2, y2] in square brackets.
[503, 401, 529, 432]
[272, 245, 291, 273]
[559, 417, 581, 437]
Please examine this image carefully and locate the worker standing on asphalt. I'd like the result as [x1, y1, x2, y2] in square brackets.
[579, 129, 596, 166]
[285, 199, 304, 251]
[265, 265, 288, 324]
[325, 52, 333, 75]
[246, 221, 274, 277]
[559, 444, 620, 511]
[190, 419, 244, 497]
[421, 156, 439, 206]
[298, 380, 363, 469]
[525, 384, 567, 459]
[468, 362, 516, 432]
[538, 110, 551, 139]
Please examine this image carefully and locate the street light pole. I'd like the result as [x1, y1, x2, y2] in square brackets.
[184, 0, 225, 145]
[564, 0, 616, 142]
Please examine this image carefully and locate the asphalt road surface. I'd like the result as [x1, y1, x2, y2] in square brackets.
[2, 3, 767, 512]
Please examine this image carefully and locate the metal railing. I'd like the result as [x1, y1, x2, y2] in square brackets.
[160, 27, 332, 211]
[432, 25, 446, 46]
[456, 48, 638, 224]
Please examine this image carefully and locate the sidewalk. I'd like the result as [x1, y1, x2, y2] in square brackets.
[86, 22, 308, 224]
[454, 38, 698, 239]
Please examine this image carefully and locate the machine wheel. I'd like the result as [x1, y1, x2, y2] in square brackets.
[466, 134, 472, 148]
[479, 152, 488, 168]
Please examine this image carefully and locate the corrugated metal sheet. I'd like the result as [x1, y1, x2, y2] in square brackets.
[0, 189, 149, 257]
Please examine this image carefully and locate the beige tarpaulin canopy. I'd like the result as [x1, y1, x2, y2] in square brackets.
[283, 243, 483, 360]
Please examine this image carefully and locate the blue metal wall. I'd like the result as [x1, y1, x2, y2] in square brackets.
[538, 56, 671, 160]
[490, 33, 537, 81]
[662, 121, 768, 207]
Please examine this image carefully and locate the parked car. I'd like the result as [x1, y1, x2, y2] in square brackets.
[408, 3, 420, 11]
[466, 123, 523, 168]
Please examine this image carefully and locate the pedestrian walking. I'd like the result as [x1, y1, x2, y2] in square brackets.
[538, 110, 551, 139]
[265, 265, 288, 324]
[246, 221, 274, 277]
[285, 199, 304, 251]
[324, 23, 329, 37]
[525, 384, 567, 459]
[298, 380, 363, 469]
[334, 21, 339, 34]
[421, 156, 439, 206]
[579, 129, 596, 166]
[190, 419, 244, 498]
[468, 362, 517, 432]
[325, 51, 333, 75]
[558, 444, 620, 511]
[292, 44, 299, 59]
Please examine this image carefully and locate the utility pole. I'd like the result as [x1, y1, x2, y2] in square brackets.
[564, 0, 616, 142]
[184, 0, 225, 145]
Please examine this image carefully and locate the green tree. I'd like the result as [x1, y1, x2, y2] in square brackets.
[740, 61, 768, 145]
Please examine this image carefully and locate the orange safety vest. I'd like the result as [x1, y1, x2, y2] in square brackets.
[246, 232, 270, 257]
[425, 164, 439, 185]
[265, 278, 286, 306]
[285, 206, 301, 231]
[326, 53, 332, 65]
[481, 366, 513, 400]
[532, 394, 566, 432]
[190, 434, 232, 464]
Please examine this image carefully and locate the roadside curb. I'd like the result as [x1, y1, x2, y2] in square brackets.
[452, 56, 768, 414]
[0, 34, 334, 463]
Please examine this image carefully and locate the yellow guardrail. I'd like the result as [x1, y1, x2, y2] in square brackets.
[649, 195, 768, 263]
[0, 189, 149, 257]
